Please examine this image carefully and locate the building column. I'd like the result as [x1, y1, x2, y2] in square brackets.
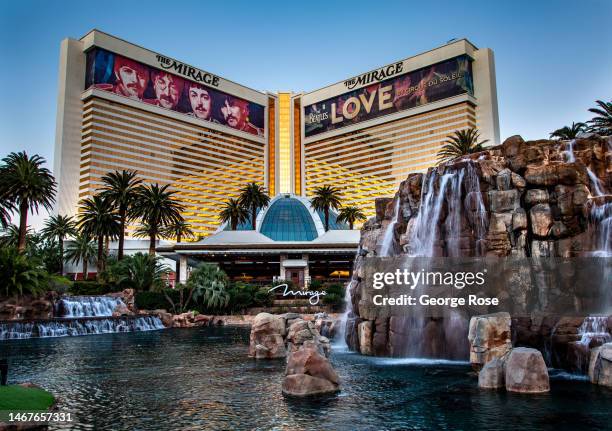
[279, 254, 287, 281]
[179, 255, 188, 285]
[302, 253, 310, 288]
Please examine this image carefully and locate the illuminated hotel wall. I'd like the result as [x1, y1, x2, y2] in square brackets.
[303, 102, 476, 214]
[278, 93, 292, 194]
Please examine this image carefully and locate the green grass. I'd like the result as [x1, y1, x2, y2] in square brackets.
[0, 385, 55, 411]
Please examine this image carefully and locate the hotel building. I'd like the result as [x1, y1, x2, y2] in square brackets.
[55, 30, 499, 242]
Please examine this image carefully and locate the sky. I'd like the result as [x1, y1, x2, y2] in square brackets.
[0, 0, 611, 227]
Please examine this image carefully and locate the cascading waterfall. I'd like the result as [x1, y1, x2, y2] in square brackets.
[564, 139, 576, 163]
[56, 296, 125, 317]
[0, 316, 165, 340]
[379, 196, 401, 257]
[578, 316, 611, 346]
[586, 168, 611, 256]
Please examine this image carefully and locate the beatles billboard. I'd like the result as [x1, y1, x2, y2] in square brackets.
[85, 48, 265, 137]
[304, 55, 473, 138]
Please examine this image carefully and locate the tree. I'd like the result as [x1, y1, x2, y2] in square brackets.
[436, 128, 489, 163]
[162, 219, 194, 285]
[310, 185, 342, 231]
[238, 182, 270, 230]
[41, 214, 76, 275]
[188, 264, 230, 310]
[0, 198, 13, 229]
[77, 195, 121, 273]
[0, 152, 56, 253]
[0, 247, 49, 298]
[100, 170, 142, 260]
[107, 252, 169, 292]
[337, 205, 367, 230]
[131, 183, 184, 256]
[65, 233, 96, 279]
[219, 198, 249, 230]
[549, 122, 587, 140]
[587, 100, 612, 136]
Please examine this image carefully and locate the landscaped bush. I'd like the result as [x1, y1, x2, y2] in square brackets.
[135, 289, 179, 311]
[253, 287, 274, 307]
[0, 247, 50, 298]
[322, 283, 346, 310]
[101, 253, 170, 292]
[69, 281, 116, 296]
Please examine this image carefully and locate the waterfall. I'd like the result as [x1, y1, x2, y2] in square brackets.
[586, 167, 611, 256]
[334, 279, 356, 349]
[56, 296, 125, 318]
[407, 171, 453, 256]
[380, 196, 401, 257]
[0, 316, 165, 340]
[578, 316, 611, 346]
[564, 139, 576, 163]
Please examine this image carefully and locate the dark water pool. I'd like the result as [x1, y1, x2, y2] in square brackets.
[2, 326, 611, 430]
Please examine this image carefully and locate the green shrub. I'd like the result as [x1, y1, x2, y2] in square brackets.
[0, 247, 50, 298]
[309, 280, 323, 290]
[69, 281, 114, 296]
[135, 289, 179, 311]
[228, 287, 254, 311]
[253, 287, 274, 307]
[324, 283, 344, 296]
[322, 292, 343, 308]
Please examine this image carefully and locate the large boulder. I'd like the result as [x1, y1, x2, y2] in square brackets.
[505, 347, 550, 393]
[478, 357, 506, 389]
[468, 312, 512, 370]
[282, 345, 340, 397]
[588, 343, 612, 387]
[249, 312, 287, 359]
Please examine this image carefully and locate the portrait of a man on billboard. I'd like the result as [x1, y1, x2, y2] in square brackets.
[186, 82, 215, 121]
[221, 97, 264, 136]
[145, 70, 183, 110]
[90, 53, 149, 101]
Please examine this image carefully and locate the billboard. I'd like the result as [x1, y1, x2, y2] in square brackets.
[304, 55, 473, 138]
[85, 48, 265, 137]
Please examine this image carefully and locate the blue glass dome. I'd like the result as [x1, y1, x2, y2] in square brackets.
[260, 197, 318, 241]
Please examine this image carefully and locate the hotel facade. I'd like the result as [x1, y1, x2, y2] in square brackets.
[55, 30, 499, 240]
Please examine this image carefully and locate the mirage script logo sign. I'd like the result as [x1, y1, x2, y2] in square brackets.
[343, 62, 404, 89]
[268, 284, 327, 305]
[156, 54, 220, 87]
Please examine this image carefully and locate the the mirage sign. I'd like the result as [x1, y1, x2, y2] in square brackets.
[304, 55, 473, 138]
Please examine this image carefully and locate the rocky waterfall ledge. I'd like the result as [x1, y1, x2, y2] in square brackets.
[345, 135, 611, 382]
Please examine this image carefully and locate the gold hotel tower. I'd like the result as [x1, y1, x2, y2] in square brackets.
[55, 31, 499, 239]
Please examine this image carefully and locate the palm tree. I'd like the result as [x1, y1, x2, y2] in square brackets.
[587, 100, 612, 136]
[65, 233, 96, 280]
[436, 128, 489, 163]
[188, 264, 230, 310]
[310, 185, 342, 231]
[337, 205, 367, 230]
[0, 224, 26, 248]
[41, 214, 76, 275]
[0, 152, 56, 253]
[0, 198, 13, 229]
[549, 122, 587, 140]
[100, 170, 142, 260]
[77, 194, 121, 273]
[131, 183, 184, 256]
[238, 182, 270, 230]
[163, 219, 194, 284]
[219, 198, 249, 230]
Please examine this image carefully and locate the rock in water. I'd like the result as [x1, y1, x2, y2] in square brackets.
[505, 347, 550, 393]
[282, 344, 340, 397]
[478, 357, 506, 389]
[249, 313, 287, 359]
[468, 312, 512, 370]
[589, 343, 612, 387]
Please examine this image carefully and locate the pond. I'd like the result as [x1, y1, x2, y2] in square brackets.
[2, 326, 611, 430]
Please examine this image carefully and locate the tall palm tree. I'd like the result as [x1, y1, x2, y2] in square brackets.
[163, 219, 194, 283]
[238, 182, 270, 230]
[0, 198, 13, 229]
[219, 198, 249, 230]
[337, 205, 367, 230]
[131, 183, 184, 256]
[100, 170, 142, 260]
[436, 128, 489, 163]
[41, 214, 76, 275]
[0, 224, 26, 248]
[65, 233, 96, 280]
[0, 152, 56, 253]
[587, 100, 612, 136]
[77, 194, 121, 273]
[310, 185, 342, 231]
[549, 122, 587, 140]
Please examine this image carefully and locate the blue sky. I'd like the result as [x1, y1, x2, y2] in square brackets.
[0, 0, 610, 196]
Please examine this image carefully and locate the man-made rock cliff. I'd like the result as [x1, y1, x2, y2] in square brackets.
[346, 135, 611, 367]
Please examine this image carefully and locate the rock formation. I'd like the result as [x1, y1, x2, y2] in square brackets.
[282, 344, 340, 397]
[504, 347, 550, 393]
[468, 312, 512, 370]
[589, 342, 612, 387]
[346, 136, 611, 361]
